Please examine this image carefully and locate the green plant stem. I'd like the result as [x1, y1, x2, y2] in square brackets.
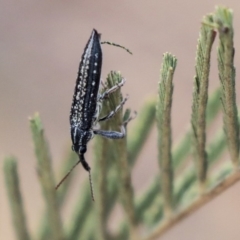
[94, 135, 109, 239]
[37, 149, 77, 240]
[172, 125, 227, 210]
[93, 79, 113, 240]
[140, 126, 227, 227]
[215, 7, 239, 168]
[172, 88, 220, 171]
[173, 87, 221, 171]
[206, 88, 221, 122]
[67, 182, 92, 240]
[107, 72, 138, 239]
[157, 53, 177, 215]
[105, 96, 156, 219]
[143, 166, 240, 240]
[104, 95, 156, 219]
[4, 157, 31, 240]
[30, 113, 65, 240]
[191, 14, 216, 188]
[76, 210, 96, 240]
[117, 108, 227, 236]
[172, 105, 237, 210]
[117, 138, 138, 239]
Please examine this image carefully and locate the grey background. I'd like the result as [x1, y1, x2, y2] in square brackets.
[1, 1, 240, 239]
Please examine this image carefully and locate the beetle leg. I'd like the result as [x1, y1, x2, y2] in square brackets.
[98, 95, 128, 122]
[98, 78, 126, 101]
[93, 112, 135, 138]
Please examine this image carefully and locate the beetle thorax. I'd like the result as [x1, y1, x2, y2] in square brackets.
[71, 126, 94, 154]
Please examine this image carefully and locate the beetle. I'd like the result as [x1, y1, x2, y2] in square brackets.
[56, 29, 133, 200]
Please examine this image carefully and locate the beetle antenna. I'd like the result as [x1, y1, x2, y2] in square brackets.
[78, 154, 95, 201]
[88, 170, 95, 201]
[101, 41, 132, 55]
[55, 160, 81, 190]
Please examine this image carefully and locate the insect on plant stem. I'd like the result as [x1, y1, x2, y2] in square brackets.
[55, 29, 133, 201]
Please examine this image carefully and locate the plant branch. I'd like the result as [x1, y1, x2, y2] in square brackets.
[143, 167, 240, 240]
[4, 157, 31, 240]
[38, 150, 77, 240]
[215, 6, 239, 167]
[117, 87, 223, 237]
[107, 72, 139, 240]
[191, 14, 216, 188]
[157, 53, 177, 215]
[30, 113, 65, 240]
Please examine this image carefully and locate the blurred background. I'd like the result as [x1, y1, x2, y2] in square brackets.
[1, 1, 240, 239]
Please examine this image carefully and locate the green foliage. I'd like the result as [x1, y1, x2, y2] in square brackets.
[156, 53, 177, 215]
[191, 14, 216, 187]
[4, 157, 30, 240]
[3, 6, 240, 240]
